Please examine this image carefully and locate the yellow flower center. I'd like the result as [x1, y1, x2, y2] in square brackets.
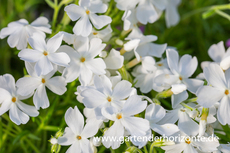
[12, 97, 16, 103]
[116, 113, 122, 120]
[107, 96, 112, 102]
[93, 32, 98, 35]
[43, 51, 48, 56]
[225, 89, 229, 95]
[185, 138, 191, 144]
[76, 135, 82, 140]
[41, 78, 46, 84]
[80, 57, 85, 63]
[86, 10, 90, 15]
[157, 63, 163, 66]
[179, 76, 183, 81]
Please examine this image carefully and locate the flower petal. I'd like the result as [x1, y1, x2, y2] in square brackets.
[171, 91, 188, 109]
[16, 101, 39, 117]
[182, 78, 204, 94]
[48, 52, 70, 67]
[28, 33, 47, 51]
[73, 16, 92, 37]
[16, 77, 41, 96]
[121, 117, 150, 136]
[18, 49, 43, 63]
[81, 88, 107, 108]
[203, 63, 227, 89]
[196, 86, 224, 108]
[46, 76, 67, 95]
[179, 55, 198, 78]
[58, 127, 76, 146]
[35, 56, 54, 76]
[217, 96, 230, 125]
[64, 4, 85, 21]
[89, 14, 112, 29]
[102, 121, 124, 149]
[112, 80, 133, 100]
[65, 106, 84, 135]
[166, 49, 179, 75]
[178, 111, 199, 136]
[85, 58, 106, 75]
[47, 33, 64, 53]
[9, 104, 29, 125]
[33, 85, 49, 109]
[145, 103, 165, 123]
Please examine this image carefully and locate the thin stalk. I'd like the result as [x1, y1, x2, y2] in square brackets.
[126, 58, 141, 69]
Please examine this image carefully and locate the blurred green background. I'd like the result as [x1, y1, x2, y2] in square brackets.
[0, 0, 230, 152]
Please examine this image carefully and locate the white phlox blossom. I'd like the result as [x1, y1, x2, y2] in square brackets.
[194, 106, 217, 136]
[115, 0, 140, 10]
[103, 48, 124, 70]
[201, 41, 230, 71]
[197, 63, 230, 125]
[58, 106, 98, 153]
[16, 62, 67, 109]
[132, 56, 170, 93]
[61, 38, 107, 85]
[0, 17, 51, 50]
[64, 0, 112, 37]
[145, 103, 179, 136]
[18, 32, 70, 76]
[155, 49, 204, 108]
[0, 74, 39, 125]
[124, 31, 167, 61]
[158, 104, 199, 136]
[101, 95, 149, 149]
[81, 75, 134, 119]
[162, 132, 219, 153]
[165, 0, 181, 27]
[89, 25, 112, 42]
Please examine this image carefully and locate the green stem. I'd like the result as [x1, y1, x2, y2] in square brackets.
[149, 142, 155, 153]
[155, 89, 173, 99]
[180, 103, 194, 111]
[24, 138, 40, 153]
[183, 97, 198, 103]
[143, 146, 148, 153]
[215, 9, 230, 21]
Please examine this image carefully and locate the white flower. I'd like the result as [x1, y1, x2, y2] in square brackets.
[16, 62, 67, 109]
[145, 103, 179, 136]
[81, 75, 133, 119]
[61, 38, 106, 85]
[18, 32, 70, 76]
[122, 9, 140, 31]
[136, 0, 164, 24]
[132, 56, 169, 93]
[165, 0, 181, 27]
[158, 105, 199, 136]
[162, 132, 219, 153]
[115, 0, 140, 10]
[0, 74, 39, 125]
[61, 31, 89, 50]
[155, 49, 203, 108]
[103, 49, 124, 70]
[201, 41, 230, 70]
[196, 63, 230, 125]
[201, 41, 230, 71]
[0, 17, 51, 50]
[124, 32, 167, 61]
[101, 95, 149, 149]
[58, 106, 98, 153]
[89, 25, 112, 42]
[64, 1, 112, 37]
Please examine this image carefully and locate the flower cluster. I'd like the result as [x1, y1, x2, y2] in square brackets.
[0, 0, 230, 153]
